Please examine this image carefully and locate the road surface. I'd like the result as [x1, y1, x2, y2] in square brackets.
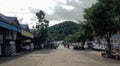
[0, 45, 120, 66]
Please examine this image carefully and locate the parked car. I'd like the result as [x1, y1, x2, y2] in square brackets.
[43, 42, 51, 49]
[43, 42, 59, 49]
[92, 42, 105, 51]
[111, 43, 120, 55]
[73, 43, 85, 50]
[51, 42, 60, 49]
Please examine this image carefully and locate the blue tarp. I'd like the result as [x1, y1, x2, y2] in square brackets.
[0, 21, 21, 32]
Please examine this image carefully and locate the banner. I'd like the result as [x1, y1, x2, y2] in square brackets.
[21, 30, 34, 38]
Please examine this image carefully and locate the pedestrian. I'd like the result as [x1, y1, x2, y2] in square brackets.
[41, 44, 44, 49]
[30, 43, 34, 50]
[84, 42, 88, 50]
[64, 44, 66, 48]
[67, 44, 70, 48]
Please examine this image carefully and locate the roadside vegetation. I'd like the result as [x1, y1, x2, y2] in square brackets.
[32, 0, 120, 57]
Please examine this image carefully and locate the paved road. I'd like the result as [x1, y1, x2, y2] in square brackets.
[0, 45, 120, 66]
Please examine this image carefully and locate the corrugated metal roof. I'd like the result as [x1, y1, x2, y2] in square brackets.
[0, 13, 8, 22]
[0, 13, 15, 23]
[20, 24, 30, 31]
[6, 17, 14, 22]
[20, 24, 27, 29]
[0, 21, 21, 32]
[0, 13, 33, 36]
[0, 13, 20, 27]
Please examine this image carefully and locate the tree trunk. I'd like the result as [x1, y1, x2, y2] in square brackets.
[105, 33, 113, 58]
[118, 15, 120, 29]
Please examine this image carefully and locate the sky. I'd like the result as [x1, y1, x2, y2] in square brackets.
[0, 0, 97, 28]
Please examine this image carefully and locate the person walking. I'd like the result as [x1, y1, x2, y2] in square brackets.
[41, 44, 44, 49]
[67, 44, 70, 48]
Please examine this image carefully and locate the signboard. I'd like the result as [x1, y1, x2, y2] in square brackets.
[21, 30, 34, 38]
[21, 39, 31, 42]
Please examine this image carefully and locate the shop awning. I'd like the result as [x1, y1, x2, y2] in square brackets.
[21, 29, 34, 38]
[0, 21, 21, 32]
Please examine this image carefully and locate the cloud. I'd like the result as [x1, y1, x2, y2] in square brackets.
[28, 0, 97, 27]
[0, 0, 96, 28]
[43, 0, 96, 21]
[49, 20, 62, 26]
[16, 0, 97, 27]
[61, 5, 75, 10]
[45, 0, 97, 22]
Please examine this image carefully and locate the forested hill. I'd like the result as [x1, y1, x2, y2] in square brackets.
[48, 21, 80, 41]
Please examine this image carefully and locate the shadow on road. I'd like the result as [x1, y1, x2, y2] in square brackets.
[0, 51, 33, 64]
[34, 49, 56, 54]
[0, 49, 55, 64]
[72, 49, 120, 65]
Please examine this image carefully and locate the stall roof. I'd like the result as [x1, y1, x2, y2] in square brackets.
[0, 21, 21, 32]
[20, 24, 30, 31]
[0, 13, 34, 37]
[6, 17, 20, 27]
[0, 13, 8, 22]
[0, 13, 20, 27]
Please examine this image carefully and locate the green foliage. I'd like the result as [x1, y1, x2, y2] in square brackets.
[64, 23, 94, 42]
[84, 0, 119, 36]
[48, 21, 80, 41]
[84, 0, 120, 56]
[112, 0, 120, 29]
[36, 10, 45, 21]
[113, 0, 120, 16]
[34, 10, 49, 42]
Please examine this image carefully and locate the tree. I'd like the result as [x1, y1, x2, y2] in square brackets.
[35, 10, 49, 42]
[112, 0, 120, 29]
[64, 23, 94, 45]
[36, 10, 45, 22]
[84, 0, 119, 57]
[48, 21, 80, 41]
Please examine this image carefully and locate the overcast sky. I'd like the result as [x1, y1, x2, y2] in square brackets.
[0, 0, 96, 28]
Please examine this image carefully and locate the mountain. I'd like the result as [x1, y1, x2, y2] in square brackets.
[47, 21, 80, 41]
